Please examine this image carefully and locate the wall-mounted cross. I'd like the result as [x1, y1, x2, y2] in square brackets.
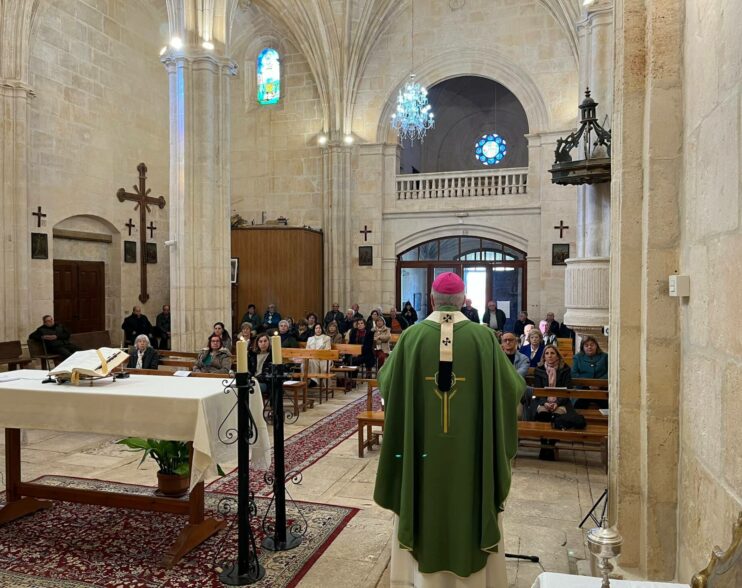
[125, 218, 135, 236]
[554, 220, 570, 239]
[360, 225, 372, 241]
[147, 221, 156, 239]
[32, 206, 47, 228]
[117, 163, 166, 303]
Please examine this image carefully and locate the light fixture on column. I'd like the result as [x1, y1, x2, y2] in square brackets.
[317, 133, 328, 146]
[202, 40, 214, 50]
[390, 1, 435, 144]
[170, 37, 183, 50]
[549, 88, 611, 185]
[343, 134, 354, 145]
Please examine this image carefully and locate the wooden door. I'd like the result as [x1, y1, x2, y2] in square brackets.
[53, 260, 105, 333]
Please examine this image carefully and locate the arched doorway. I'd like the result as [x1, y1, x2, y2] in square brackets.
[397, 236, 526, 327]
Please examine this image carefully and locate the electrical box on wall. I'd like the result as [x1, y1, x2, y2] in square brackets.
[668, 275, 690, 297]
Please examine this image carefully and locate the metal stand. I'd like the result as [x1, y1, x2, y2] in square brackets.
[219, 371, 265, 585]
[505, 553, 540, 562]
[262, 363, 303, 552]
[579, 489, 608, 529]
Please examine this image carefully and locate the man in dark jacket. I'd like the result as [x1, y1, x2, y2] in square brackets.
[29, 315, 78, 359]
[513, 311, 535, 337]
[384, 307, 409, 333]
[154, 305, 171, 350]
[122, 306, 155, 347]
[323, 303, 344, 328]
[460, 299, 480, 323]
[482, 300, 506, 331]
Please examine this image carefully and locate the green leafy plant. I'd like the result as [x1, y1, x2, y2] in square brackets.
[117, 438, 190, 476]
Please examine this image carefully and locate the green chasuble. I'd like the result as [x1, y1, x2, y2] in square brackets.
[373, 309, 524, 577]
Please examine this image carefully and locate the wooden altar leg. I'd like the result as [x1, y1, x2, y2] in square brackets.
[0, 428, 53, 525]
[161, 481, 226, 569]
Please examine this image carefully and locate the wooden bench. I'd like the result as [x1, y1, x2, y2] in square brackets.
[26, 338, 60, 370]
[69, 330, 112, 350]
[519, 386, 610, 465]
[357, 379, 384, 457]
[282, 349, 340, 405]
[330, 343, 363, 392]
[0, 341, 32, 371]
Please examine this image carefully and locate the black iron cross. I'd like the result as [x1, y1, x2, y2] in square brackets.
[125, 218, 135, 236]
[147, 221, 156, 239]
[442, 337, 451, 346]
[117, 163, 166, 303]
[360, 225, 372, 241]
[32, 206, 46, 228]
[554, 220, 570, 239]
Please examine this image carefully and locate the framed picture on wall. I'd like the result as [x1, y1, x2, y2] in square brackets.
[359, 246, 373, 266]
[145, 243, 157, 264]
[124, 241, 136, 263]
[552, 243, 570, 266]
[230, 258, 239, 284]
[31, 233, 48, 260]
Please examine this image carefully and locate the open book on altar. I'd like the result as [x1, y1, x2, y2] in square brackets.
[49, 347, 129, 383]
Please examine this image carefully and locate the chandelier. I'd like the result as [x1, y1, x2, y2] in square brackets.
[391, 74, 435, 143]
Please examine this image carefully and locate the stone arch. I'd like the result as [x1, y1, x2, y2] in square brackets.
[395, 223, 530, 257]
[375, 48, 551, 144]
[52, 215, 121, 337]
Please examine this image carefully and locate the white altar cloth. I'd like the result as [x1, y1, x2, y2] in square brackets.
[0, 370, 246, 488]
[532, 572, 690, 588]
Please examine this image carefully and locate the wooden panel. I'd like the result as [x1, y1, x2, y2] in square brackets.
[53, 261, 77, 331]
[231, 227, 323, 325]
[76, 261, 105, 332]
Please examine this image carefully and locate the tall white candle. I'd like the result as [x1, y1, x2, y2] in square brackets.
[236, 340, 247, 373]
[271, 334, 283, 364]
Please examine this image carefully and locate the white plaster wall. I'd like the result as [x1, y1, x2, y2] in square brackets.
[677, 0, 742, 579]
[27, 0, 170, 332]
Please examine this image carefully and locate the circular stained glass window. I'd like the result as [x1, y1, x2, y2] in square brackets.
[474, 134, 507, 165]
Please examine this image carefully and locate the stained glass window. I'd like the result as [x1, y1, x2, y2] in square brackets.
[474, 133, 507, 165]
[257, 48, 280, 105]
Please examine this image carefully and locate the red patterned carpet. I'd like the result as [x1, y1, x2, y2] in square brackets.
[209, 388, 382, 496]
[0, 476, 357, 588]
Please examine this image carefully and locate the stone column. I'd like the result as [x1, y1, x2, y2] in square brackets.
[0, 80, 33, 341]
[563, 0, 614, 347]
[321, 138, 352, 307]
[610, 0, 683, 578]
[162, 51, 236, 351]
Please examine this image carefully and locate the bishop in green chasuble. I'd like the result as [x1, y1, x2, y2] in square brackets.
[374, 296, 523, 580]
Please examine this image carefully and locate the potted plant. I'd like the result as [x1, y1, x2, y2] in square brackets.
[117, 438, 191, 497]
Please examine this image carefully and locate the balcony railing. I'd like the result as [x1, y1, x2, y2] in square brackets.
[396, 168, 528, 200]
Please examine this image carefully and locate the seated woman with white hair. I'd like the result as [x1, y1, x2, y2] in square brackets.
[127, 334, 160, 369]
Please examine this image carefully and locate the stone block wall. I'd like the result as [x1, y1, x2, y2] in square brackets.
[677, 0, 742, 579]
[27, 0, 170, 335]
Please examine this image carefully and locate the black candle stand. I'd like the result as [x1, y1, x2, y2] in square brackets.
[218, 371, 265, 585]
[261, 362, 304, 552]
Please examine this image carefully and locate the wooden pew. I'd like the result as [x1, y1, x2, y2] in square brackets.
[357, 379, 384, 457]
[0, 341, 32, 371]
[69, 330, 112, 350]
[282, 348, 340, 405]
[330, 343, 363, 392]
[519, 386, 609, 466]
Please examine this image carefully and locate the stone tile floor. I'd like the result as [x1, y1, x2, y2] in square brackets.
[0, 384, 607, 587]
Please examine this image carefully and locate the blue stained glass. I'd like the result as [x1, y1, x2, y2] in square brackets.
[257, 48, 280, 105]
[473, 133, 508, 166]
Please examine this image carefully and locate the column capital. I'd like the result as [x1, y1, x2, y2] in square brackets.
[161, 51, 238, 76]
[0, 79, 35, 98]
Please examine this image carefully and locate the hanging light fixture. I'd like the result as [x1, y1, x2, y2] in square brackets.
[391, 75, 434, 144]
[391, 1, 435, 144]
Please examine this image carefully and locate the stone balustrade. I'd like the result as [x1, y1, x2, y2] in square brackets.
[396, 168, 528, 200]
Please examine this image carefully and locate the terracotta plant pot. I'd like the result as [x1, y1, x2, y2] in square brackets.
[157, 471, 190, 497]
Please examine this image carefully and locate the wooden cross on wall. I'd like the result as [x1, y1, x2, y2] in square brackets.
[32, 206, 47, 228]
[117, 163, 166, 303]
[554, 220, 570, 239]
[360, 225, 372, 241]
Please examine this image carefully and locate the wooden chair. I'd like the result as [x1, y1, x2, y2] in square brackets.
[0, 341, 32, 371]
[69, 330, 112, 350]
[357, 379, 384, 457]
[331, 343, 363, 393]
[26, 338, 60, 370]
[556, 337, 574, 366]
